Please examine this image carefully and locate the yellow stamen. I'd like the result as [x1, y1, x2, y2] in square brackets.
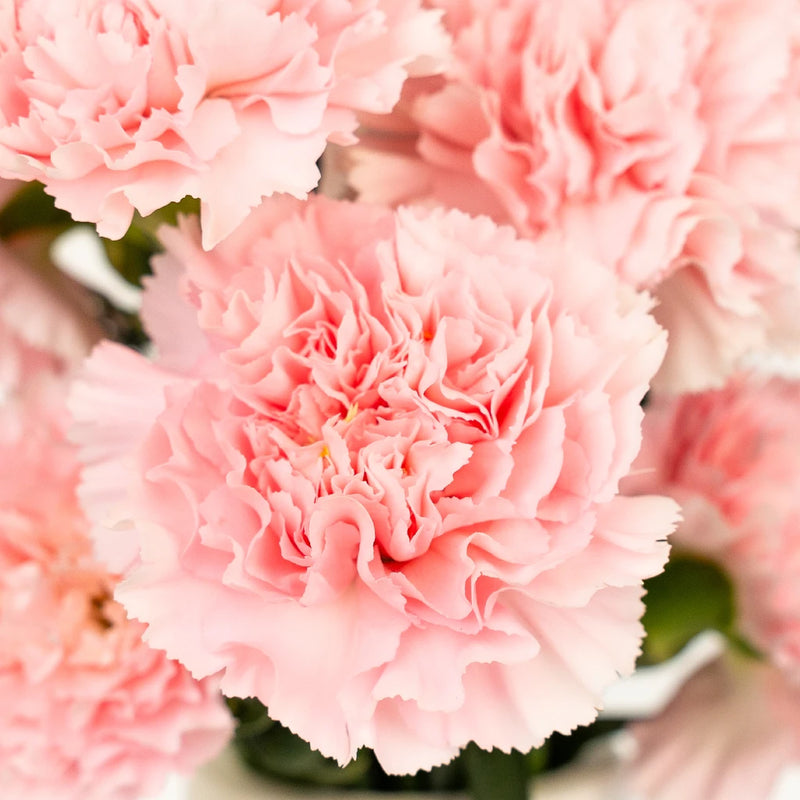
[320, 444, 330, 459]
[344, 403, 359, 423]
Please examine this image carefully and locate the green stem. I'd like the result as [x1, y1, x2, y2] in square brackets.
[462, 744, 529, 800]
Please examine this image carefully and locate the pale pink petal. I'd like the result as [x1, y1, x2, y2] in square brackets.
[68, 343, 188, 572]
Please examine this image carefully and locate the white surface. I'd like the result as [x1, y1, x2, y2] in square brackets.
[153, 750, 800, 800]
[51, 225, 143, 312]
[146, 774, 188, 800]
[600, 631, 725, 718]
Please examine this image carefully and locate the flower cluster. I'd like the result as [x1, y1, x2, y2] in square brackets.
[0, 1, 799, 798]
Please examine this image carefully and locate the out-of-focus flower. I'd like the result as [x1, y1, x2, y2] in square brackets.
[356, 0, 800, 249]
[630, 651, 800, 800]
[348, 0, 800, 392]
[691, 0, 800, 228]
[0, 418, 233, 800]
[631, 373, 800, 678]
[0, 251, 232, 800]
[71, 195, 677, 773]
[0, 0, 449, 249]
[644, 176, 800, 393]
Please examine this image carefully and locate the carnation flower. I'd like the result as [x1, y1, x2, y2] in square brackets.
[631, 373, 800, 678]
[71, 196, 677, 772]
[348, 0, 800, 392]
[630, 651, 800, 800]
[0, 0, 448, 249]
[641, 175, 800, 393]
[0, 283, 232, 799]
[354, 0, 709, 243]
[358, 0, 800, 248]
[0, 453, 233, 800]
[693, 0, 800, 227]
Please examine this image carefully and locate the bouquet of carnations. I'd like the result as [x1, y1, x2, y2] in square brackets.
[2, 2, 800, 799]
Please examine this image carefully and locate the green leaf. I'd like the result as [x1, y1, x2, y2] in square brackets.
[99, 196, 201, 288]
[525, 744, 548, 777]
[225, 697, 277, 739]
[227, 697, 372, 788]
[236, 725, 372, 787]
[462, 744, 529, 800]
[100, 223, 158, 288]
[133, 195, 200, 236]
[363, 755, 466, 793]
[641, 553, 735, 664]
[0, 182, 73, 239]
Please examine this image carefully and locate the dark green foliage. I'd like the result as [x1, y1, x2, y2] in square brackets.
[640, 553, 735, 664]
[0, 182, 73, 240]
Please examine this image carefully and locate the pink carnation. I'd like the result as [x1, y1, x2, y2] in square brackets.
[631, 374, 800, 678]
[0, 323, 232, 799]
[359, 0, 800, 251]
[71, 196, 677, 772]
[693, 0, 800, 227]
[354, 0, 709, 245]
[644, 175, 800, 393]
[630, 651, 800, 800]
[0, 0, 448, 249]
[348, 0, 800, 392]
